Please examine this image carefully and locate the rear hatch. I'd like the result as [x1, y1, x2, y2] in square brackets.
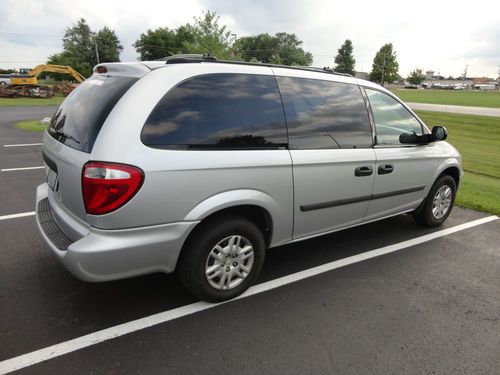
[43, 73, 139, 221]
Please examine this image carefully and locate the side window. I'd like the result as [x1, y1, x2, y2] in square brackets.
[276, 76, 372, 149]
[365, 89, 423, 145]
[141, 73, 287, 149]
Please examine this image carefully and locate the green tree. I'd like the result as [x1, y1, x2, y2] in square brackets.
[183, 11, 233, 59]
[48, 19, 123, 77]
[334, 39, 355, 75]
[133, 25, 195, 60]
[274, 32, 312, 66]
[234, 33, 278, 63]
[59, 18, 95, 77]
[234, 32, 313, 66]
[369, 43, 399, 85]
[96, 27, 123, 63]
[407, 68, 426, 85]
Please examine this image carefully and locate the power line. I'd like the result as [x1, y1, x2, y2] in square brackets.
[0, 32, 62, 38]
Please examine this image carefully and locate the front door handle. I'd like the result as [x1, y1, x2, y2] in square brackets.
[354, 166, 373, 177]
[378, 164, 394, 175]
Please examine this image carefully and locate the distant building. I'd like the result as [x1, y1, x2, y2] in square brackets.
[473, 77, 494, 85]
[425, 70, 434, 80]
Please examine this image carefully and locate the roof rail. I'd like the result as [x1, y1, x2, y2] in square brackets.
[159, 54, 218, 64]
[158, 54, 352, 77]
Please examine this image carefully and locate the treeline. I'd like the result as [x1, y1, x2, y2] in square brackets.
[46, 10, 422, 85]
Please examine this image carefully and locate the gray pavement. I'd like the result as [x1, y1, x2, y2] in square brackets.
[407, 102, 500, 117]
[1, 105, 499, 374]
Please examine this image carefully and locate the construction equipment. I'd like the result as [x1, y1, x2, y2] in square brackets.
[0, 64, 85, 98]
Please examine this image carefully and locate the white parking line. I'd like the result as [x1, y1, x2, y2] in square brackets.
[1, 166, 44, 172]
[3, 143, 42, 147]
[0, 212, 35, 221]
[0, 215, 497, 374]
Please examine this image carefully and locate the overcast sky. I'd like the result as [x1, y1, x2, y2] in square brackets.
[1, 0, 499, 78]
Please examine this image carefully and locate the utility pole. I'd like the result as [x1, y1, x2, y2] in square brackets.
[380, 53, 386, 87]
[462, 64, 468, 86]
[94, 37, 100, 64]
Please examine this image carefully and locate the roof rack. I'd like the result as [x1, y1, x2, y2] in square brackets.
[158, 54, 352, 77]
[159, 54, 218, 63]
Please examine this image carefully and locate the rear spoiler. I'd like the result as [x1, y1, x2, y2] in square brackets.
[93, 62, 165, 78]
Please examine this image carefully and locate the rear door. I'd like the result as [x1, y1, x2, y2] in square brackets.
[363, 88, 440, 220]
[43, 75, 138, 220]
[275, 73, 376, 239]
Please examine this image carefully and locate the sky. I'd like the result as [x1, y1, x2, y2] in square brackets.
[1, 0, 499, 78]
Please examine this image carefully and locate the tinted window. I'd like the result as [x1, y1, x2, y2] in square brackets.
[141, 74, 287, 149]
[49, 76, 137, 152]
[366, 89, 423, 145]
[276, 76, 372, 149]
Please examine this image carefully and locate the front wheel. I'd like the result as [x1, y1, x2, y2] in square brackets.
[414, 175, 456, 227]
[178, 215, 265, 302]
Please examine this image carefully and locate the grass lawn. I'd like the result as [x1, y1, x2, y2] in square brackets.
[391, 89, 500, 108]
[15, 120, 47, 132]
[0, 95, 64, 107]
[416, 110, 500, 215]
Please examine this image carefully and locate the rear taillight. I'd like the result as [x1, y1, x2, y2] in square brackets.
[82, 162, 144, 215]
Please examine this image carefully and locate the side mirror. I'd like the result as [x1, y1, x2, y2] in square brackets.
[399, 131, 418, 144]
[431, 125, 448, 141]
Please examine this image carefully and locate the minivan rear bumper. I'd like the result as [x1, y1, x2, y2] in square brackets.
[36, 183, 198, 282]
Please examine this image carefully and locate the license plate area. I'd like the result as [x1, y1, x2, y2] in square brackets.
[46, 167, 59, 191]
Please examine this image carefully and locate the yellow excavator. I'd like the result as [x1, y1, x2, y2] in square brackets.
[0, 64, 85, 98]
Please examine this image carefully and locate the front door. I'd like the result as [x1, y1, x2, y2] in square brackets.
[363, 88, 439, 220]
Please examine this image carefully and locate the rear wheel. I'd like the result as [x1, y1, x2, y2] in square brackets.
[414, 175, 456, 227]
[178, 215, 265, 302]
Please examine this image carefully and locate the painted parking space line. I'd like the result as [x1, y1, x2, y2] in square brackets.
[0, 212, 35, 221]
[1, 166, 44, 172]
[0, 214, 497, 374]
[3, 143, 42, 148]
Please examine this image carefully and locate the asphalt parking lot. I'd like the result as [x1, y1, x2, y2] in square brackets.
[1, 106, 499, 374]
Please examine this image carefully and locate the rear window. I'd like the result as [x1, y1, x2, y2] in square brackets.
[141, 73, 288, 149]
[48, 75, 137, 152]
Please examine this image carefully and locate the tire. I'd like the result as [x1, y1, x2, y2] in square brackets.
[178, 215, 265, 302]
[413, 175, 456, 227]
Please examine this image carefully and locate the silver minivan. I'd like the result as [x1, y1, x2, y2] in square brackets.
[36, 55, 461, 301]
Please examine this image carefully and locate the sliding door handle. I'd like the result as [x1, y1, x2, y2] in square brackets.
[354, 166, 373, 177]
[378, 164, 394, 175]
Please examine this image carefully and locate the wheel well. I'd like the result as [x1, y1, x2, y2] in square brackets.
[414, 166, 461, 215]
[190, 205, 273, 248]
[440, 166, 460, 187]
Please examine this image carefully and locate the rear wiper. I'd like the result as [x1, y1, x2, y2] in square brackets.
[51, 129, 80, 144]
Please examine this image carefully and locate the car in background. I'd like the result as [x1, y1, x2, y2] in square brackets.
[0, 74, 12, 85]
